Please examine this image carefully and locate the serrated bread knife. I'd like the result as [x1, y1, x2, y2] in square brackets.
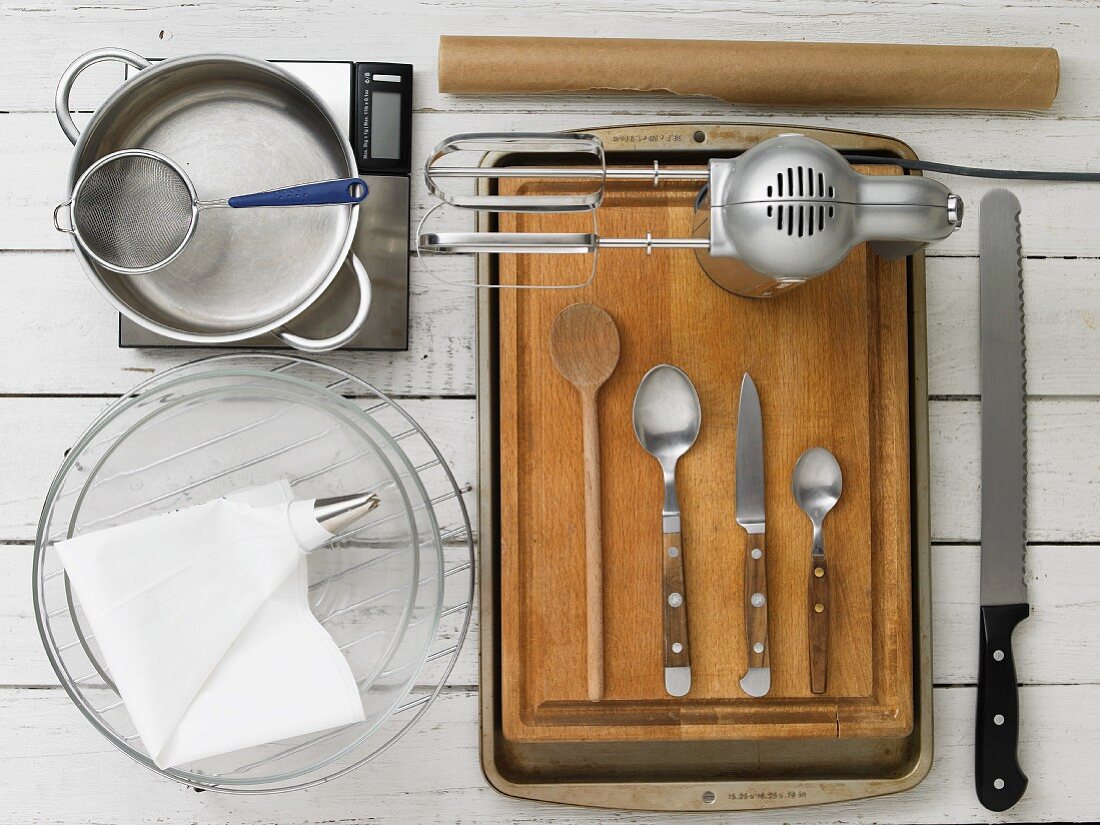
[976, 189, 1029, 812]
[736, 373, 770, 698]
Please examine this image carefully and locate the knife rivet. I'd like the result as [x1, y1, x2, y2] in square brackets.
[753, 642, 765, 654]
[814, 566, 825, 578]
[672, 642, 683, 654]
[751, 548, 762, 560]
[668, 593, 683, 608]
[814, 603, 825, 613]
[994, 714, 1005, 726]
[668, 546, 679, 558]
[751, 593, 765, 607]
[993, 649, 1005, 662]
[994, 778, 1005, 790]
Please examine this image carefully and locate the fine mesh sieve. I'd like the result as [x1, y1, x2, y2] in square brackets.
[54, 149, 369, 275]
[70, 150, 196, 273]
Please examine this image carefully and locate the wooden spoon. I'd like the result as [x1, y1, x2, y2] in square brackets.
[549, 303, 621, 702]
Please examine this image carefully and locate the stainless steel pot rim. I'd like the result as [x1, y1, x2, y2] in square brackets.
[58, 51, 364, 345]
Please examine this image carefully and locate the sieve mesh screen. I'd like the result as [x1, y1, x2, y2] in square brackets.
[73, 153, 195, 271]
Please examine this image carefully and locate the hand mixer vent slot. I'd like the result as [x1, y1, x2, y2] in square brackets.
[771, 166, 836, 202]
[772, 203, 833, 237]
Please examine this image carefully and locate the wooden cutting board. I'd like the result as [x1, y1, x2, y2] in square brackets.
[496, 169, 912, 743]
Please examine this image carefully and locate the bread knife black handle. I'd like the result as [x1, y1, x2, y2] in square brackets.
[975, 602, 1029, 812]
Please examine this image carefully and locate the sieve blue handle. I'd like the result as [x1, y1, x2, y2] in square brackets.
[227, 178, 368, 208]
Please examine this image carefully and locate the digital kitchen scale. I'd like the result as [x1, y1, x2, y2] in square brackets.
[120, 60, 413, 350]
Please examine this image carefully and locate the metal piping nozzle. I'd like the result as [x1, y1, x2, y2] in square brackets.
[313, 492, 382, 535]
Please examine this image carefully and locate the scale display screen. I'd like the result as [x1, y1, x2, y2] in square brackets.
[354, 63, 413, 174]
[369, 90, 402, 159]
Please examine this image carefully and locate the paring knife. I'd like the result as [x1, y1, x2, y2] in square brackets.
[736, 373, 771, 697]
[976, 189, 1029, 812]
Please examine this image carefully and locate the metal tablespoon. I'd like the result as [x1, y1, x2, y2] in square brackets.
[632, 365, 701, 698]
[791, 447, 843, 694]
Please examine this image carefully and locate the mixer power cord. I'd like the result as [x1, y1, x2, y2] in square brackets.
[843, 155, 1100, 182]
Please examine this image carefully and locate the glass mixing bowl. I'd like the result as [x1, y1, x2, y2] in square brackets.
[33, 354, 473, 792]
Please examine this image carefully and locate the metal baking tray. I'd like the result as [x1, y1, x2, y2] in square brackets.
[476, 123, 933, 811]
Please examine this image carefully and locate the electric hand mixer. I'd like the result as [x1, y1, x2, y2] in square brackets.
[418, 132, 963, 297]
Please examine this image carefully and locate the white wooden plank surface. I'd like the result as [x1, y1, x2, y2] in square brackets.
[1, 252, 1098, 397]
[0, 251, 476, 397]
[7, 110, 1100, 257]
[4, 543, 1096, 689]
[2, 0, 1099, 118]
[0, 396, 1097, 543]
[1, 0, 1099, 822]
[2, 684, 1099, 824]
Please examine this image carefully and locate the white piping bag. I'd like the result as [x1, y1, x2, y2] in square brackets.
[56, 487, 378, 768]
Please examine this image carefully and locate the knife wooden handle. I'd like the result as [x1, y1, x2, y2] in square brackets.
[743, 532, 770, 672]
[809, 556, 829, 694]
[662, 530, 691, 693]
[976, 602, 1029, 811]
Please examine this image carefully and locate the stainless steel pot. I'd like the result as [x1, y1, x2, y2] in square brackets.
[55, 48, 372, 352]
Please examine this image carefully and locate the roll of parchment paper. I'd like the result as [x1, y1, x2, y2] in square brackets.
[438, 36, 1059, 111]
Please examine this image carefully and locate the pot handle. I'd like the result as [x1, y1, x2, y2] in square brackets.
[56, 48, 152, 144]
[274, 253, 373, 353]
